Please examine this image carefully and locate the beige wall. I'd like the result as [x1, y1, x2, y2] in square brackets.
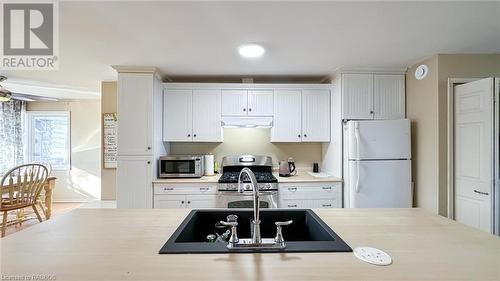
[407, 54, 500, 216]
[170, 128, 323, 170]
[406, 55, 439, 212]
[101, 82, 117, 200]
[27, 100, 101, 202]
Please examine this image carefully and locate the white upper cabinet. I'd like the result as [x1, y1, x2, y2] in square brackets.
[117, 73, 153, 155]
[192, 89, 222, 142]
[342, 73, 374, 120]
[163, 89, 193, 141]
[302, 90, 330, 142]
[271, 90, 303, 142]
[341, 73, 405, 120]
[221, 90, 247, 116]
[248, 90, 273, 116]
[373, 74, 405, 119]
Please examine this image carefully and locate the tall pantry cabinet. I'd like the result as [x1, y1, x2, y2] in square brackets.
[114, 66, 167, 208]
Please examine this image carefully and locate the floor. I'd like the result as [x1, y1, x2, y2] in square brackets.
[1, 200, 116, 237]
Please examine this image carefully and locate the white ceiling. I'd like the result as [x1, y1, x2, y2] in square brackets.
[2, 1, 500, 98]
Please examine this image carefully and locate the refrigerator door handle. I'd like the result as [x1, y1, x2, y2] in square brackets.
[354, 123, 361, 193]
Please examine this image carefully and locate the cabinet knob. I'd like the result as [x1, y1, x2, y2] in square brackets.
[298, 134, 301, 138]
[193, 134, 197, 137]
[187, 201, 191, 204]
[243, 108, 246, 112]
[249, 108, 252, 112]
[187, 134, 191, 137]
[370, 111, 374, 114]
[147, 161, 151, 164]
[147, 146, 151, 150]
[181, 201, 185, 204]
[304, 134, 307, 137]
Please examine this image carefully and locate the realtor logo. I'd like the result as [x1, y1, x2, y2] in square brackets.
[1, 2, 59, 70]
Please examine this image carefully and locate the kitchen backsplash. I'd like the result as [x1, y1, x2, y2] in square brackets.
[169, 128, 322, 169]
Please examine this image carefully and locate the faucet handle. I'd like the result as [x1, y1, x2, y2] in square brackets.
[219, 221, 239, 243]
[275, 220, 293, 227]
[275, 220, 293, 245]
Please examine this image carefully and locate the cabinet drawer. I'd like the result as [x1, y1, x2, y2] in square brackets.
[153, 184, 216, 195]
[279, 183, 340, 200]
[280, 198, 339, 209]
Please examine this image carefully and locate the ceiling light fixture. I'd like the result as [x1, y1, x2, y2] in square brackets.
[238, 44, 265, 58]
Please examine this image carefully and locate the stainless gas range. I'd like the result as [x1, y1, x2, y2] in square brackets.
[217, 155, 278, 208]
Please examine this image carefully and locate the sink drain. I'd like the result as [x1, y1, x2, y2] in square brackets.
[353, 247, 392, 266]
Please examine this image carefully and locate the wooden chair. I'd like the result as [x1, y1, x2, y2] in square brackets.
[1, 164, 49, 237]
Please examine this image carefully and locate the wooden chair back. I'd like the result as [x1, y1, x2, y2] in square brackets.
[1, 164, 49, 210]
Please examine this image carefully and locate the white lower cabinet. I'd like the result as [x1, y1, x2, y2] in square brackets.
[278, 182, 342, 208]
[116, 156, 153, 209]
[153, 183, 217, 209]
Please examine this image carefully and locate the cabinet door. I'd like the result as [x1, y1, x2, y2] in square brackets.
[186, 195, 217, 208]
[117, 73, 152, 155]
[373, 74, 405, 119]
[221, 90, 248, 115]
[302, 90, 330, 142]
[163, 89, 193, 141]
[154, 195, 186, 208]
[192, 89, 222, 142]
[271, 90, 302, 142]
[342, 74, 374, 120]
[116, 156, 153, 208]
[248, 90, 273, 116]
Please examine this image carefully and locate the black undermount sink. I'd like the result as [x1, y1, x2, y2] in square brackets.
[159, 209, 352, 254]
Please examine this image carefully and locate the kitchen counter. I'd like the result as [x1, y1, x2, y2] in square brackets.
[153, 174, 221, 183]
[2, 208, 499, 281]
[152, 171, 341, 184]
[274, 171, 342, 183]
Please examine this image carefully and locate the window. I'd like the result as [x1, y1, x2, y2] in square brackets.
[26, 111, 70, 170]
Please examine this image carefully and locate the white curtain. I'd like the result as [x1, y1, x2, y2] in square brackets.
[0, 100, 26, 175]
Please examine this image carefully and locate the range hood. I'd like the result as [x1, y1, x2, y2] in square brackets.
[221, 116, 273, 128]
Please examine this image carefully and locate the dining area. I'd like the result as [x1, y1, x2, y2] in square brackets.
[0, 163, 57, 237]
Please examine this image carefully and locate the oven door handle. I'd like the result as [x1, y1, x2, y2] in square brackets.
[217, 190, 278, 195]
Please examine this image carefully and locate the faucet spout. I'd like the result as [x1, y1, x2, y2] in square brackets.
[238, 167, 261, 244]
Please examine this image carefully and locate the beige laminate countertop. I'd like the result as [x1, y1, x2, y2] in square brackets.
[152, 171, 341, 184]
[2, 208, 499, 281]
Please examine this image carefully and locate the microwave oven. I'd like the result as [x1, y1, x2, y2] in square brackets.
[158, 155, 204, 178]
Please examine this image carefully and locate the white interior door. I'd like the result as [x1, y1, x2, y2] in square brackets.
[192, 89, 222, 142]
[454, 78, 494, 233]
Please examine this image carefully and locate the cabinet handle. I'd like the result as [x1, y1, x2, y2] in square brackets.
[187, 134, 191, 137]
[287, 204, 297, 208]
[243, 108, 246, 112]
[474, 190, 489, 195]
[288, 187, 297, 191]
[163, 187, 174, 191]
[322, 186, 332, 190]
[322, 204, 332, 207]
[199, 187, 209, 191]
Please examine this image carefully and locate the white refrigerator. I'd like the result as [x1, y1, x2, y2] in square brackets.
[343, 119, 412, 208]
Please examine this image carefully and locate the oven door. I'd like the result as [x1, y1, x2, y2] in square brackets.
[159, 157, 203, 178]
[216, 190, 278, 209]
